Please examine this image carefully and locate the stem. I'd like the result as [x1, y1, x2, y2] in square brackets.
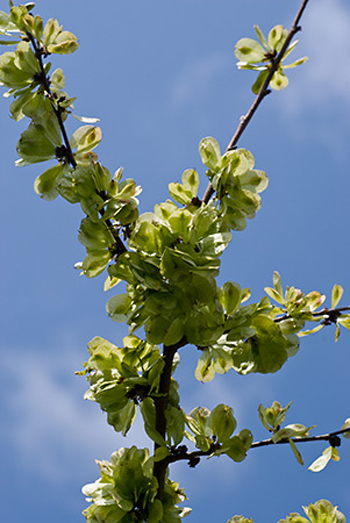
[251, 427, 350, 449]
[166, 428, 350, 466]
[27, 33, 77, 168]
[274, 306, 350, 324]
[153, 337, 187, 500]
[28, 33, 128, 255]
[202, 0, 310, 204]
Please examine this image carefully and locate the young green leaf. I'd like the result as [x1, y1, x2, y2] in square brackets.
[199, 136, 222, 171]
[234, 38, 265, 64]
[331, 284, 343, 309]
[308, 446, 332, 472]
[289, 438, 304, 466]
[341, 418, 350, 438]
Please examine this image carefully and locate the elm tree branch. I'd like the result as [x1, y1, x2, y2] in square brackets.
[28, 33, 127, 254]
[27, 32, 77, 168]
[202, 0, 310, 204]
[153, 337, 188, 500]
[274, 306, 350, 324]
[165, 427, 350, 467]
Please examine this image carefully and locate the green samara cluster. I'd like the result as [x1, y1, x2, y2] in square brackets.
[1, 3, 349, 523]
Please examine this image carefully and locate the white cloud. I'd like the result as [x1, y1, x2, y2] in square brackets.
[1, 340, 273, 491]
[169, 53, 231, 109]
[279, 0, 350, 113]
[1, 342, 149, 483]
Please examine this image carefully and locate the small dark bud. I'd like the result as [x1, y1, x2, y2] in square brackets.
[329, 434, 341, 448]
[188, 456, 200, 468]
[55, 145, 68, 161]
[190, 197, 202, 207]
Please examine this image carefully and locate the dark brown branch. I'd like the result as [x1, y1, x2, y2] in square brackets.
[165, 427, 350, 466]
[27, 33, 77, 169]
[251, 427, 349, 449]
[202, 0, 310, 204]
[274, 306, 350, 324]
[28, 33, 128, 255]
[153, 337, 187, 500]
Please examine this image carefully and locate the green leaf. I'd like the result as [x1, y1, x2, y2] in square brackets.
[14, 41, 38, 76]
[140, 399, 166, 446]
[268, 25, 288, 52]
[72, 113, 100, 124]
[303, 500, 346, 523]
[0, 9, 18, 34]
[148, 499, 164, 523]
[106, 294, 131, 322]
[0, 51, 33, 89]
[289, 438, 304, 466]
[145, 315, 172, 345]
[51, 67, 65, 89]
[234, 37, 266, 64]
[273, 271, 283, 297]
[16, 120, 60, 165]
[283, 56, 309, 69]
[164, 317, 185, 346]
[224, 435, 248, 462]
[199, 136, 221, 171]
[254, 25, 268, 50]
[264, 286, 285, 305]
[109, 400, 136, 436]
[338, 315, 350, 332]
[308, 446, 332, 472]
[9, 87, 35, 121]
[220, 281, 242, 315]
[195, 350, 215, 382]
[251, 316, 290, 374]
[165, 406, 185, 446]
[259, 401, 292, 432]
[227, 517, 253, 523]
[331, 284, 343, 309]
[70, 125, 102, 154]
[78, 216, 114, 250]
[34, 164, 65, 200]
[209, 404, 236, 443]
[154, 446, 170, 462]
[199, 232, 232, 257]
[168, 181, 192, 205]
[341, 418, 350, 439]
[0, 37, 21, 45]
[46, 29, 78, 55]
[270, 70, 289, 91]
[335, 322, 340, 343]
[251, 70, 269, 95]
[298, 324, 324, 337]
[227, 516, 253, 523]
[182, 168, 199, 198]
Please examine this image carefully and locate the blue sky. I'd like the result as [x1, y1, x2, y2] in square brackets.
[1, 0, 350, 521]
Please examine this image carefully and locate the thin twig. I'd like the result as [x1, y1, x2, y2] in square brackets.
[250, 427, 349, 449]
[165, 427, 350, 466]
[274, 306, 350, 324]
[202, 0, 310, 204]
[28, 33, 128, 254]
[27, 33, 77, 168]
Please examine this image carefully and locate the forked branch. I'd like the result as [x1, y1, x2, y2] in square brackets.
[202, 0, 310, 204]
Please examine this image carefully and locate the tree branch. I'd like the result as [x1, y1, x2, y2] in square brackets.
[153, 337, 187, 500]
[202, 0, 310, 204]
[251, 427, 349, 449]
[165, 427, 350, 467]
[274, 306, 350, 325]
[28, 33, 128, 255]
[27, 33, 77, 169]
